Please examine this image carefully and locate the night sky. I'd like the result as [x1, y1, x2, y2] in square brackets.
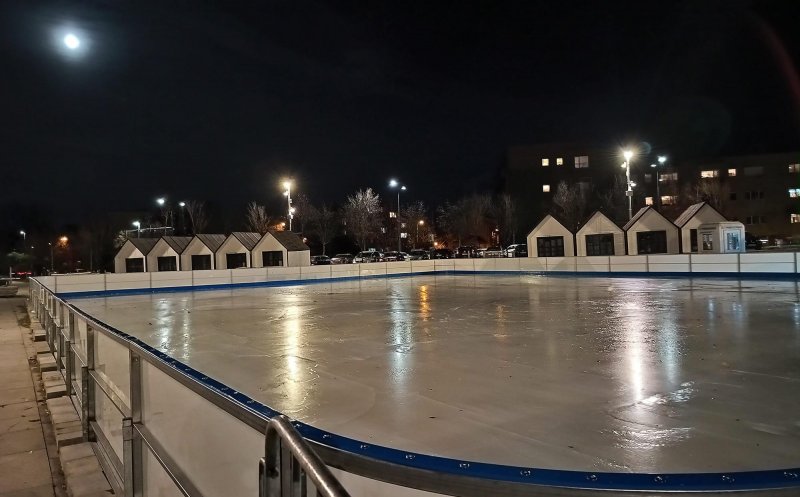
[2, 0, 799, 227]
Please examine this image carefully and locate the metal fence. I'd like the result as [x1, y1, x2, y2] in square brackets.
[29, 278, 800, 496]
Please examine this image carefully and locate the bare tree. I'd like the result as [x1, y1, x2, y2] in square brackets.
[597, 175, 629, 226]
[436, 194, 492, 246]
[184, 200, 209, 234]
[310, 203, 337, 255]
[292, 193, 316, 234]
[495, 194, 518, 245]
[689, 178, 731, 216]
[245, 202, 271, 234]
[343, 188, 382, 250]
[553, 181, 590, 231]
[403, 200, 430, 248]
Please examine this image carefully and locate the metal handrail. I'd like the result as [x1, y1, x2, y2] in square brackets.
[29, 277, 800, 496]
[261, 416, 351, 497]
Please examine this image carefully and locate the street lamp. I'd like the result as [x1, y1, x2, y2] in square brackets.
[388, 179, 407, 252]
[416, 220, 424, 248]
[19, 230, 26, 240]
[178, 202, 186, 234]
[650, 156, 667, 210]
[132, 220, 141, 237]
[622, 149, 634, 220]
[282, 180, 293, 232]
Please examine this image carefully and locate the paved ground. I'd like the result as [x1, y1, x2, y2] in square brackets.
[0, 291, 60, 497]
[72, 275, 800, 474]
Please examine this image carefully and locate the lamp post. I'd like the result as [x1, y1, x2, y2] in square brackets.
[178, 201, 186, 235]
[283, 181, 293, 232]
[622, 150, 634, 220]
[132, 221, 141, 238]
[416, 220, 424, 249]
[650, 156, 667, 210]
[389, 179, 406, 252]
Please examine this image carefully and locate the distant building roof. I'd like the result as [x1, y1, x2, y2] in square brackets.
[128, 237, 158, 254]
[268, 230, 310, 252]
[161, 236, 193, 254]
[231, 232, 262, 250]
[195, 234, 227, 252]
[673, 202, 726, 228]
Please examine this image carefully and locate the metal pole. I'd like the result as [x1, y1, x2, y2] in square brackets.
[626, 160, 633, 220]
[287, 185, 293, 232]
[50, 243, 54, 274]
[397, 191, 401, 252]
[655, 169, 660, 210]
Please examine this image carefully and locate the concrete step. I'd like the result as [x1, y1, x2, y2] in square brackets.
[32, 328, 47, 342]
[47, 396, 83, 449]
[34, 341, 52, 355]
[43, 371, 67, 399]
[60, 443, 113, 497]
[38, 353, 57, 372]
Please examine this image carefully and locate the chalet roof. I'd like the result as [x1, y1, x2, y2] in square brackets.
[161, 236, 193, 254]
[268, 230, 310, 252]
[195, 234, 227, 252]
[530, 213, 573, 235]
[230, 232, 262, 250]
[622, 206, 678, 231]
[673, 202, 726, 228]
[576, 210, 623, 232]
[127, 238, 158, 254]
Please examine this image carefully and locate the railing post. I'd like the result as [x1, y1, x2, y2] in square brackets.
[81, 324, 96, 442]
[124, 351, 143, 497]
[66, 312, 75, 397]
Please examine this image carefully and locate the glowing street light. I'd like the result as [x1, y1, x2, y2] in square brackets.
[415, 220, 425, 248]
[156, 197, 166, 206]
[388, 179, 407, 252]
[132, 220, 141, 237]
[282, 180, 293, 231]
[650, 156, 668, 210]
[622, 149, 635, 220]
[19, 230, 26, 240]
[178, 201, 185, 207]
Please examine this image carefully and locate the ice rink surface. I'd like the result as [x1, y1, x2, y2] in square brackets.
[72, 275, 800, 473]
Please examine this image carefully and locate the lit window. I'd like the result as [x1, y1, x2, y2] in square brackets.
[792, 214, 800, 223]
[744, 166, 764, 176]
[790, 189, 800, 198]
[661, 195, 677, 206]
[542, 158, 549, 166]
[728, 168, 736, 176]
[574, 156, 589, 168]
[556, 157, 563, 166]
[645, 197, 653, 206]
[660, 172, 678, 182]
[700, 170, 719, 178]
[542, 184, 550, 193]
[789, 164, 800, 173]
[389, 211, 397, 218]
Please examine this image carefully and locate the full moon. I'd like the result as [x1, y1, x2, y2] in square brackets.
[63, 33, 80, 50]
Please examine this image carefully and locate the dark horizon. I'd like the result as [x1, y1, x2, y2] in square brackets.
[2, 0, 799, 235]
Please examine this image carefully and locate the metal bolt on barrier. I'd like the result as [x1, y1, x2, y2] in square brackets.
[654, 475, 666, 484]
[586, 474, 598, 482]
[722, 475, 735, 484]
[520, 470, 532, 477]
[458, 463, 470, 469]
[359, 444, 369, 450]
[405, 454, 415, 460]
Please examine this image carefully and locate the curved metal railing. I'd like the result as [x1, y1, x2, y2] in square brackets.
[28, 277, 800, 496]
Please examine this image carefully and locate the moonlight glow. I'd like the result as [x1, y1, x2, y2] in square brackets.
[63, 33, 80, 50]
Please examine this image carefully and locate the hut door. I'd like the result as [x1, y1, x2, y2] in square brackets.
[125, 258, 144, 272]
[637, 231, 667, 254]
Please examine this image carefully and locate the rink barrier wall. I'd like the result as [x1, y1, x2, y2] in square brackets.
[41, 252, 800, 297]
[28, 278, 800, 496]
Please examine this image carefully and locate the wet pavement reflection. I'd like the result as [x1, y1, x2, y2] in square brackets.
[73, 275, 800, 473]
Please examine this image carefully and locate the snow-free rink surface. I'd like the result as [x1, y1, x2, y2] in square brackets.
[72, 275, 800, 473]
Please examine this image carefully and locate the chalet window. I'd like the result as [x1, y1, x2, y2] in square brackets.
[574, 156, 589, 168]
[636, 231, 667, 254]
[157, 256, 177, 271]
[536, 236, 565, 257]
[702, 233, 713, 251]
[191, 254, 212, 270]
[125, 258, 144, 272]
[585, 234, 614, 256]
[226, 253, 247, 268]
[262, 251, 284, 267]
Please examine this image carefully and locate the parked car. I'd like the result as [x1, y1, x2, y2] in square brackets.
[456, 245, 478, 258]
[311, 255, 331, 265]
[384, 251, 400, 262]
[475, 248, 488, 258]
[745, 233, 763, 251]
[431, 248, 453, 259]
[408, 249, 430, 260]
[330, 253, 354, 264]
[506, 244, 528, 257]
[353, 251, 384, 263]
[484, 246, 505, 258]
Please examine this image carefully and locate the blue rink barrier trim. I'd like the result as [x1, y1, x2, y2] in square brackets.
[58, 269, 800, 299]
[56, 282, 800, 492]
